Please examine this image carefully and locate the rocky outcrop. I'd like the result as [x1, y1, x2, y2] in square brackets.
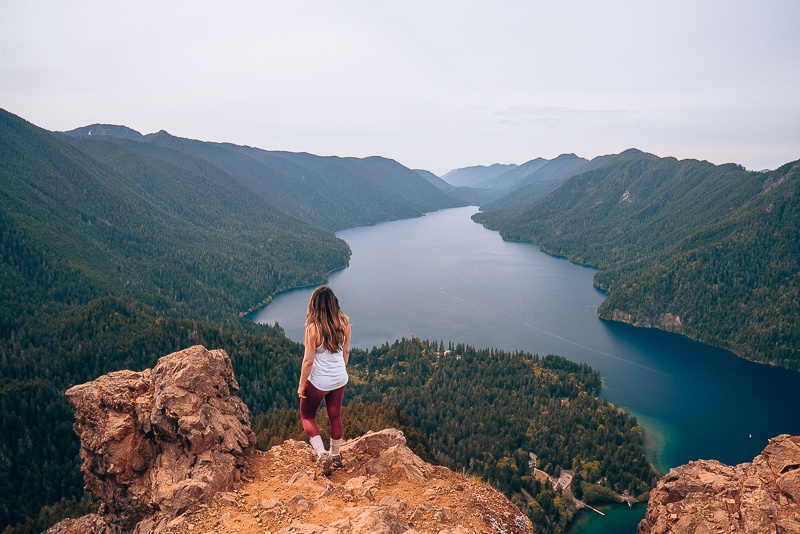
[177, 428, 531, 533]
[51, 345, 529, 533]
[608, 309, 684, 333]
[638, 434, 800, 534]
[59, 345, 256, 533]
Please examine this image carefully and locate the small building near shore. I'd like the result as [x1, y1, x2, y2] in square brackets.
[528, 453, 538, 469]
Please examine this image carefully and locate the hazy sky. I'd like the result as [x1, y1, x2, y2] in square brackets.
[2, 1, 799, 175]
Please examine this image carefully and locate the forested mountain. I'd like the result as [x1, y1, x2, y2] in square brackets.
[441, 162, 517, 188]
[481, 149, 659, 212]
[415, 168, 448, 189]
[475, 153, 800, 369]
[63, 125, 464, 231]
[415, 168, 496, 205]
[488, 155, 568, 191]
[349, 339, 658, 532]
[0, 108, 352, 530]
[2, 111, 350, 323]
[0, 108, 656, 534]
[440, 153, 638, 208]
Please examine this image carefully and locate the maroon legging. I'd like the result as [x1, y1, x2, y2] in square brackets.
[299, 381, 345, 440]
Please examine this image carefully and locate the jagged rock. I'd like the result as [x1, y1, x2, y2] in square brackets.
[175, 428, 531, 533]
[43, 514, 109, 534]
[55, 345, 255, 533]
[379, 495, 407, 511]
[343, 429, 435, 483]
[349, 506, 407, 533]
[639, 434, 800, 534]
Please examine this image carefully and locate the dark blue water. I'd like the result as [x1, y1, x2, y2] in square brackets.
[250, 206, 800, 532]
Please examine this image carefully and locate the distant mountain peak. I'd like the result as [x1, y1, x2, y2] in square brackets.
[617, 148, 658, 159]
[441, 163, 518, 188]
[146, 129, 173, 138]
[61, 124, 143, 140]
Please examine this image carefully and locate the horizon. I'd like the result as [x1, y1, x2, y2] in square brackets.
[29, 113, 787, 177]
[2, 1, 799, 175]
[5, 108, 790, 177]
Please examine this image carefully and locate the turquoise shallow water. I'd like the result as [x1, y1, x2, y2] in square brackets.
[251, 206, 800, 533]
[565, 503, 646, 534]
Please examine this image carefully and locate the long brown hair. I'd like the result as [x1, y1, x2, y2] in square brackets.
[306, 286, 349, 353]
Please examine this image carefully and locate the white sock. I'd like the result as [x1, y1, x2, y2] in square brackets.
[330, 438, 342, 456]
[309, 435, 326, 457]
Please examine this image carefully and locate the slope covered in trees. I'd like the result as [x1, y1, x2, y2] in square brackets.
[0, 297, 311, 533]
[481, 149, 658, 212]
[441, 151, 656, 207]
[441, 162, 517, 188]
[475, 153, 800, 369]
[252, 338, 658, 534]
[0, 108, 657, 534]
[1, 110, 351, 323]
[0, 108, 351, 530]
[63, 125, 464, 231]
[353, 340, 658, 531]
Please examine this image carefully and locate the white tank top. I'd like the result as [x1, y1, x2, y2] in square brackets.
[308, 344, 348, 391]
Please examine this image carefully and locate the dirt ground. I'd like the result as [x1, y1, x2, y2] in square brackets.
[167, 430, 531, 534]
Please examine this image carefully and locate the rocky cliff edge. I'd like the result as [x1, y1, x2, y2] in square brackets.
[638, 434, 800, 534]
[48, 345, 530, 534]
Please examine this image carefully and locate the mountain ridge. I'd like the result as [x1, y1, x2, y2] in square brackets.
[485, 156, 550, 190]
[1, 109, 350, 321]
[441, 162, 517, 188]
[62, 123, 463, 231]
[475, 151, 800, 369]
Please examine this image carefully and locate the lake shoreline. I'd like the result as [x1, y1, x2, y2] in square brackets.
[472, 212, 798, 374]
[250, 206, 800, 534]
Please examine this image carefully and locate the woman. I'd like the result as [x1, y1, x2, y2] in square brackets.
[297, 286, 351, 474]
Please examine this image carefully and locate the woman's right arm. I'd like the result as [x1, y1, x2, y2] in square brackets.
[298, 324, 317, 398]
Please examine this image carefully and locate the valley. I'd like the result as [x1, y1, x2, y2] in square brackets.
[2, 108, 798, 533]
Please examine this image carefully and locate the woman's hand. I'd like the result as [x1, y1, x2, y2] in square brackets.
[297, 384, 306, 399]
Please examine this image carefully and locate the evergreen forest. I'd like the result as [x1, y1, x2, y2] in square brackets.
[0, 108, 460, 531]
[474, 154, 800, 370]
[5, 106, 792, 534]
[0, 108, 655, 534]
[251, 339, 659, 533]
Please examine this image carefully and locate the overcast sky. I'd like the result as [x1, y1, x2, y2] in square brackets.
[2, 1, 798, 175]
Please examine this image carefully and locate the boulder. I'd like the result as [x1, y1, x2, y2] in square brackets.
[639, 434, 800, 534]
[61, 345, 255, 532]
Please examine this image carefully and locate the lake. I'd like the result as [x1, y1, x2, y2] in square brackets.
[250, 206, 800, 532]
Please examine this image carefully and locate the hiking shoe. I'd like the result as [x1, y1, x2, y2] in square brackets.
[331, 453, 343, 469]
[317, 452, 333, 476]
